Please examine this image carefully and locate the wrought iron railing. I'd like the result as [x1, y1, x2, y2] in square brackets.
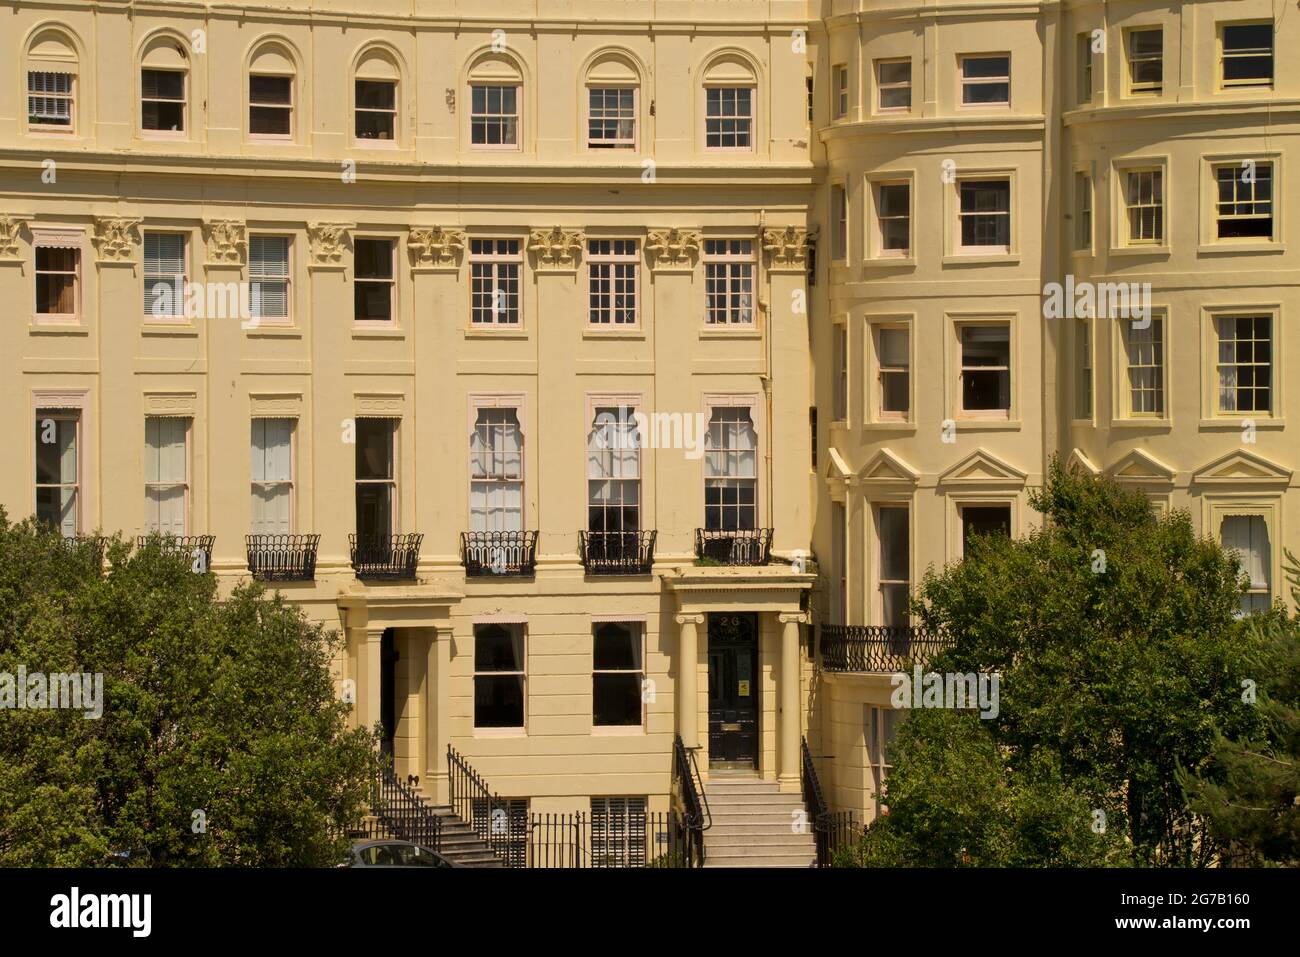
[447, 745, 524, 866]
[461, 530, 538, 577]
[525, 811, 693, 868]
[246, 533, 320, 581]
[135, 534, 215, 570]
[802, 736, 861, 867]
[694, 527, 773, 566]
[370, 744, 444, 851]
[579, 530, 656, 575]
[820, 624, 950, 673]
[349, 533, 422, 580]
[671, 734, 709, 866]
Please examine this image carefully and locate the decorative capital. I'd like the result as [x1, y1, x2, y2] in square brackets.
[528, 226, 584, 270]
[646, 228, 701, 271]
[778, 612, 809, 625]
[762, 225, 816, 271]
[674, 613, 706, 627]
[92, 217, 141, 263]
[307, 222, 354, 269]
[408, 226, 466, 269]
[0, 215, 28, 260]
[202, 219, 247, 267]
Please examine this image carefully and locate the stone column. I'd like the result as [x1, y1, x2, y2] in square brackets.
[353, 625, 385, 738]
[778, 611, 807, 791]
[674, 612, 705, 749]
[424, 625, 453, 804]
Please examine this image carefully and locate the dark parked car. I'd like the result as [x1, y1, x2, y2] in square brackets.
[346, 840, 461, 868]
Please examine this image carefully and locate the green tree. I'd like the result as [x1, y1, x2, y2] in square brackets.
[846, 457, 1257, 866]
[0, 511, 375, 866]
[1181, 556, 1300, 866]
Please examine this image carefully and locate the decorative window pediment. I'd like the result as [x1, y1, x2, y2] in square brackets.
[938, 449, 1027, 488]
[1192, 449, 1291, 488]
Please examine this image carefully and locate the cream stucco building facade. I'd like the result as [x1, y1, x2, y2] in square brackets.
[1, 0, 1295, 856]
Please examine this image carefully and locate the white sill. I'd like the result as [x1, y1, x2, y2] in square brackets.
[1108, 244, 1171, 258]
[245, 324, 301, 338]
[955, 417, 1020, 431]
[699, 326, 760, 339]
[862, 420, 916, 432]
[464, 327, 528, 339]
[1199, 417, 1284, 430]
[943, 252, 1019, 266]
[30, 321, 88, 335]
[1108, 418, 1171, 429]
[1197, 242, 1283, 256]
[583, 328, 645, 339]
[591, 726, 646, 737]
[352, 139, 399, 149]
[472, 727, 527, 739]
[141, 322, 199, 337]
[351, 325, 404, 339]
[865, 255, 916, 268]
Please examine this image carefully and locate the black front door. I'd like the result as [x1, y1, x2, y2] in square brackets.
[379, 628, 397, 753]
[707, 613, 758, 768]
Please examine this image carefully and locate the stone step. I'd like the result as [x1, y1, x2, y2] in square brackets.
[705, 792, 804, 806]
[704, 851, 817, 868]
[707, 821, 817, 838]
[710, 809, 810, 825]
[707, 831, 815, 849]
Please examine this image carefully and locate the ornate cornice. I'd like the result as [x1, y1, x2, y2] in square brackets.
[307, 222, 354, 269]
[674, 613, 706, 626]
[92, 217, 141, 263]
[408, 226, 466, 270]
[0, 215, 28, 261]
[646, 228, 701, 271]
[528, 226, 584, 270]
[778, 612, 809, 625]
[762, 225, 816, 271]
[202, 219, 247, 267]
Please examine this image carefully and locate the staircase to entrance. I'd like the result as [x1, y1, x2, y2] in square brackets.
[701, 774, 816, 868]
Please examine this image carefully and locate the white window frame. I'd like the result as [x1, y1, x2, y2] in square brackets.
[587, 239, 639, 326]
[873, 179, 912, 259]
[586, 85, 638, 150]
[956, 177, 1012, 255]
[469, 83, 520, 150]
[469, 238, 523, 327]
[591, 622, 646, 731]
[1075, 318, 1093, 421]
[33, 236, 82, 324]
[248, 72, 294, 140]
[27, 69, 75, 134]
[875, 58, 911, 113]
[1213, 161, 1274, 242]
[703, 239, 755, 326]
[354, 416, 398, 539]
[832, 64, 849, 119]
[1214, 315, 1273, 416]
[703, 403, 760, 532]
[251, 417, 295, 535]
[469, 397, 525, 533]
[1074, 171, 1093, 252]
[143, 230, 188, 322]
[956, 321, 1012, 419]
[704, 85, 754, 152]
[587, 403, 641, 534]
[249, 234, 293, 324]
[874, 503, 911, 628]
[832, 322, 848, 422]
[353, 236, 397, 324]
[34, 408, 81, 537]
[1123, 167, 1165, 246]
[144, 415, 190, 536]
[1077, 33, 1093, 105]
[874, 322, 911, 423]
[354, 77, 399, 145]
[473, 621, 527, 731]
[1124, 317, 1166, 417]
[1125, 28, 1163, 96]
[831, 183, 848, 261]
[958, 54, 1010, 108]
[140, 67, 187, 137]
[1220, 22, 1273, 90]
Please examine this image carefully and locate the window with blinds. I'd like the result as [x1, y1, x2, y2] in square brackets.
[35, 411, 79, 537]
[250, 235, 291, 321]
[591, 797, 647, 867]
[470, 798, 528, 866]
[28, 71, 73, 128]
[144, 232, 186, 319]
[145, 416, 189, 535]
[251, 418, 293, 534]
[141, 68, 185, 132]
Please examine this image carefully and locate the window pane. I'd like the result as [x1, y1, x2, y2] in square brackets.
[355, 418, 394, 480]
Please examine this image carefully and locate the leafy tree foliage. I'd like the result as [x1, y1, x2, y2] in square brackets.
[847, 458, 1257, 866]
[0, 511, 374, 866]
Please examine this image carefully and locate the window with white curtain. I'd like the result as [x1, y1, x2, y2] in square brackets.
[251, 418, 293, 534]
[878, 326, 910, 418]
[866, 705, 900, 819]
[355, 418, 395, 540]
[587, 406, 639, 533]
[35, 410, 79, 537]
[145, 416, 189, 534]
[1221, 515, 1271, 615]
[144, 232, 186, 319]
[250, 235, 291, 321]
[1125, 318, 1164, 415]
[471, 408, 523, 532]
[704, 407, 757, 531]
[1216, 316, 1271, 414]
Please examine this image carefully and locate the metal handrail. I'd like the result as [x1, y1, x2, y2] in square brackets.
[460, 530, 538, 577]
[349, 533, 422, 580]
[672, 734, 708, 866]
[579, 529, 656, 575]
[694, 527, 774, 566]
[819, 624, 950, 673]
[246, 533, 320, 581]
[447, 744, 523, 866]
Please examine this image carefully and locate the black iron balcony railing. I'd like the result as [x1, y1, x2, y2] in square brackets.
[579, 530, 656, 575]
[461, 530, 538, 577]
[246, 534, 320, 582]
[819, 624, 950, 673]
[349, 533, 422, 580]
[135, 534, 215, 570]
[694, 527, 773, 566]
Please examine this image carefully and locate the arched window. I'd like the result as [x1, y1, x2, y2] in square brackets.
[701, 53, 758, 152]
[354, 48, 400, 144]
[584, 53, 640, 150]
[248, 42, 296, 140]
[467, 54, 522, 150]
[26, 29, 79, 134]
[140, 36, 190, 135]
